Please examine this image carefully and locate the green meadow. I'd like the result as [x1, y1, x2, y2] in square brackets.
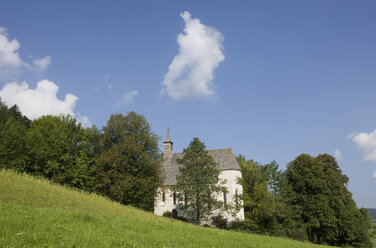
[0, 170, 332, 248]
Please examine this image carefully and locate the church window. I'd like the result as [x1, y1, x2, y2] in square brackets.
[223, 191, 227, 208]
[162, 191, 166, 202]
[164, 145, 169, 149]
[235, 189, 239, 208]
[207, 192, 211, 209]
[173, 192, 176, 205]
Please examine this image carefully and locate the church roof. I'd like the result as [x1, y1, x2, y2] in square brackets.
[162, 148, 241, 186]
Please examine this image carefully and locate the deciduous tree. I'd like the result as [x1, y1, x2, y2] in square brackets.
[95, 112, 163, 211]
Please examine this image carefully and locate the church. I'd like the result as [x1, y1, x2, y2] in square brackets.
[154, 130, 245, 222]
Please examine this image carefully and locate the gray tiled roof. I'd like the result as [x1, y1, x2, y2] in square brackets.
[162, 148, 240, 186]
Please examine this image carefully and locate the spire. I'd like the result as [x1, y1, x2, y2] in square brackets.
[165, 128, 171, 142]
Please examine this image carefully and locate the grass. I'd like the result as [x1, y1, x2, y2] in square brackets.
[0, 170, 332, 248]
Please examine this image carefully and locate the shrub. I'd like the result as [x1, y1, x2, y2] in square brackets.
[211, 215, 227, 229]
[286, 230, 305, 242]
[162, 211, 171, 218]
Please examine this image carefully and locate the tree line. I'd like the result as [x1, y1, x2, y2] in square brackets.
[0, 98, 373, 247]
[0, 99, 163, 211]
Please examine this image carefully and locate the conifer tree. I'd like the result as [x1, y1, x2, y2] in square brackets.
[172, 137, 226, 223]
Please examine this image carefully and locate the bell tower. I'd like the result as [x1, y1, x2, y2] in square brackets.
[163, 128, 173, 159]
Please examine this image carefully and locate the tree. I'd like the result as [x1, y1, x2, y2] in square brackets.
[0, 99, 30, 172]
[286, 153, 372, 247]
[0, 117, 28, 172]
[95, 112, 163, 211]
[236, 155, 291, 235]
[286, 154, 336, 244]
[25, 115, 99, 191]
[172, 137, 226, 224]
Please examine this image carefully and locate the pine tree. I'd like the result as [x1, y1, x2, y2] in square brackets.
[172, 137, 225, 224]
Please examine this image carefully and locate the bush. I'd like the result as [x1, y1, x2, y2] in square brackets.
[229, 219, 259, 233]
[211, 215, 227, 229]
[286, 230, 305, 242]
[162, 211, 171, 218]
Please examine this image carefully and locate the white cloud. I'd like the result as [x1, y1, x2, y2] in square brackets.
[33, 56, 51, 73]
[161, 11, 224, 100]
[118, 90, 138, 107]
[0, 27, 25, 80]
[334, 150, 342, 161]
[76, 112, 92, 128]
[0, 80, 78, 119]
[0, 27, 50, 81]
[350, 129, 376, 162]
[373, 170, 376, 179]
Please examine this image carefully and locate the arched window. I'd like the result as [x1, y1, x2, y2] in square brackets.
[173, 192, 176, 205]
[223, 191, 227, 208]
[162, 191, 166, 202]
[235, 189, 239, 208]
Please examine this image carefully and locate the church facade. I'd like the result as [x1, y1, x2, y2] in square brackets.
[154, 130, 245, 222]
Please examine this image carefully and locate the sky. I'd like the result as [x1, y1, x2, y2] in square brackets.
[0, 1, 375, 208]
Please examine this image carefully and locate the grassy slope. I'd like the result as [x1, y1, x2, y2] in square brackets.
[0, 170, 332, 248]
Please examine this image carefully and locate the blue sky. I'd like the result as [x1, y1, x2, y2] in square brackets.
[0, 1, 375, 207]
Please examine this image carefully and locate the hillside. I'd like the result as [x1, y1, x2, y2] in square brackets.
[0, 170, 332, 248]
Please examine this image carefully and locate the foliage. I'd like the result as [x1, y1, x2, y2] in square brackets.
[0, 170, 332, 248]
[0, 117, 28, 172]
[172, 137, 226, 224]
[0, 99, 30, 128]
[95, 112, 163, 211]
[162, 211, 171, 217]
[236, 155, 290, 235]
[25, 115, 100, 191]
[211, 214, 228, 229]
[0, 100, 30, 172]
[286, 153, 373, 247]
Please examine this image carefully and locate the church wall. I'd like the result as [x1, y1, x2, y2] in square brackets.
[154, 170, 245, 222]
[218, 170, 245, 222]
[154, 188, 177, 216]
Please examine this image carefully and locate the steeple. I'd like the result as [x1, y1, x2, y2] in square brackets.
[163, 128, 173, 158]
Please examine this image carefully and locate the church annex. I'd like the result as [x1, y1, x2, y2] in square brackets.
[154, 130, 245, 222]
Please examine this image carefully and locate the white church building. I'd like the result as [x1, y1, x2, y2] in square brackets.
[154, 130, 245, 222]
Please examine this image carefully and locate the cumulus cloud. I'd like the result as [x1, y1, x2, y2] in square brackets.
[0, 27, 50, 81]
[161, 11, 224, 100]
[118, 90, 138, 106]
[0, 80, 78, 119]
[0, 27, 25, 80]
[349, 129, 376, 162]
[33, 56, 51, 73]
[334, 150, 342, 161]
